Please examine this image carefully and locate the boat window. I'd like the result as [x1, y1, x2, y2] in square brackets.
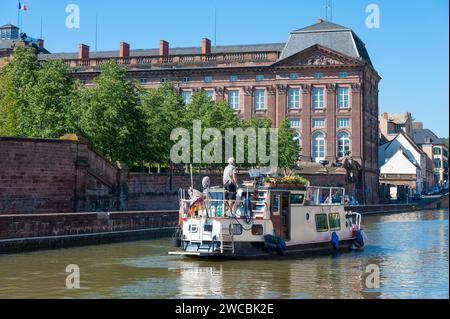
[291, 193, 305, 205]
[189, 225, 198, 233]
[204, 224, 213, 232]
[232, 224, 243, 235]
[306, 213, 310, 221]
[252, 224, 264, 236]
[315, 214, 329, 232]
[328, 213, 341, 231]
[272, 195, 280, 216]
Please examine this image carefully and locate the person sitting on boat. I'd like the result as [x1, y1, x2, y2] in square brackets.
[223, 157, 238, 214]
[235, 189, 252, 218]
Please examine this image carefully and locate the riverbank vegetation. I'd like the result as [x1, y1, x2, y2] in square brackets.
[0, 47, 300, 171]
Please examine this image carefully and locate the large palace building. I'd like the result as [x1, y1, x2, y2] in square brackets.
[38, 19, 381, 204]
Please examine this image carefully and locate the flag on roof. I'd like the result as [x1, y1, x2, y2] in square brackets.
[19, 2, 28, 11]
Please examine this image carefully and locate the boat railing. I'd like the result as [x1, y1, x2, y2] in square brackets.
[180, 197, 265, 219]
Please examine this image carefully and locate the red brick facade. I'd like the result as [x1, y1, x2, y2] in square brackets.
[37, 20, 381, 204]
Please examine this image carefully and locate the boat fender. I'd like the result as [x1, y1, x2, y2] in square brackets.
[355, 230, 365, 248]
[277, 238, 287, 251]
[331, 232, 340, 249]
[264, 241, 278, 251]
[264, 235, 287, 254]
[264, 235, 277, 244]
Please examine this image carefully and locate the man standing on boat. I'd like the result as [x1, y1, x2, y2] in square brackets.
[223, 157, 239, 214]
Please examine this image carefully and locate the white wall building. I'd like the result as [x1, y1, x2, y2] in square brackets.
[379, 131, 427, 195]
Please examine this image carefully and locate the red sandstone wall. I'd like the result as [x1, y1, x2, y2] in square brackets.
[0, 137, 123, 214]
[0, 137, 366, 214]
[0, 211, 178, 240]
[0, 138, 79, 214]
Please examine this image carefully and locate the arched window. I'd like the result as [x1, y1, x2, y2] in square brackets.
[338, 131, 351, 158]
[312, 131, 326, 163]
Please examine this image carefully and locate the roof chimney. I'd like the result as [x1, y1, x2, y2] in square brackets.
[160, 40, 169, 56]
[36, 39, 44, 49]
[383, 112, 389, 120]
[120, 42, 130, 58]
[202, 38, 211, 55]
[317, 18, 324, 24]
[413, 122, 424, 130]
[78, 44, 89, 60]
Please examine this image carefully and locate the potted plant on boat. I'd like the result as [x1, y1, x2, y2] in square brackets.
[263, 175, 309, 189]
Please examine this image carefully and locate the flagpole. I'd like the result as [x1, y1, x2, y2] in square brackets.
[17, 1, 20, 32]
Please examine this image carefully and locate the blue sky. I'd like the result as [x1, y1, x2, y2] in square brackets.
[1, 0, 449, 137]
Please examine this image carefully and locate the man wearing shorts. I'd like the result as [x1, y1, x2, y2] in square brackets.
[223, 157, 238, 214]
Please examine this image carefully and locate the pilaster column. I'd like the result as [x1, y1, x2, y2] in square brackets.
[351, 83, 362, 162]
[276, 84, 287, 128]
[215, 87, 225, 102]
[267, 86, 277, 128]
[243, 86, 254, 120]
[300, 84, 312, 162]
[326, 84, 337, 164]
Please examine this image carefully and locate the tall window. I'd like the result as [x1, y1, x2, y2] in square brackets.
[313, 131, 326, 162]
[338, 87, 350, 109]
[288, 88, 301, 109]
[337, 131, 351, 158]
[434, 159, 442, 169]
[312, 88, 325, 109]
[254, 89, 266, 111]
[433, 147, 442, 155]
[181, 91, 192, 105]
[228, 90, 240, 110]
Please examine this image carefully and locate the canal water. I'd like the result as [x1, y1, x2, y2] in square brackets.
[0, 210, 448, 299]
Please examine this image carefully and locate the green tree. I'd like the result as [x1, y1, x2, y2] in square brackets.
[77, 61, 148, 165]
[0, 47, 39, 136]
[141, 82, 186, 166]
[277, 119, 301, 174]
[24, 60, 75, 137]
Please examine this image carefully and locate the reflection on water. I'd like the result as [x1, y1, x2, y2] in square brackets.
[0, 210, 448, 299]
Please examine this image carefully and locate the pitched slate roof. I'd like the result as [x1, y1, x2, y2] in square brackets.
[38, 43, 286, 60]
[0, 24, 19, 29]
[280, 20, 373, 66]
[0, 39, 15, 50]
[413, 128, 447, 145]
[0, 38, 49, 54]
